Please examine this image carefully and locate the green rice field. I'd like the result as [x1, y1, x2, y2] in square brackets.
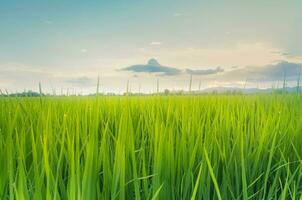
[0, 94, 302, 199]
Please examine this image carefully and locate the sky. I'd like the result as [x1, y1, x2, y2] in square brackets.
[0, 0, 302, 94]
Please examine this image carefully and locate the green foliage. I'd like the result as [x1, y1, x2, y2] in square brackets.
[0, 94, 302, 199]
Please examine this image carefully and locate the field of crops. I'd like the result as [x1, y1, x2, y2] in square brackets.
[0, 94, 302, 199]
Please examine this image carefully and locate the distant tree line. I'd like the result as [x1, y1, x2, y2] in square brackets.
[0, 90, 44, 97]
[0, 86, 300, 97]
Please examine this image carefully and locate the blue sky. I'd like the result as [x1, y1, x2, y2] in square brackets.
[0, 0, 301, 93]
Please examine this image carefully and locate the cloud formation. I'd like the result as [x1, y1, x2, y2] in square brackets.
[121, 59, 182, 76]
[80, 49, 88, 53]
[121, 59, 224, 76]
[256, 61, 301, 81]
[65, 76, 94, 86]
[173, 13, 183, 17]
[150, 42, 162, 46]
[215, 61, 302, 82]
[186, 67, 224, 75]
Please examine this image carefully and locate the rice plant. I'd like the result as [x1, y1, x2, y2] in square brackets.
[0, 94, 301, 199]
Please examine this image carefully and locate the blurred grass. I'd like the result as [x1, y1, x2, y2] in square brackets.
[0, 94, 302, 199]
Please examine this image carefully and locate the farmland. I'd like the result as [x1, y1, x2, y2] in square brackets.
[0, 94, 301, 199]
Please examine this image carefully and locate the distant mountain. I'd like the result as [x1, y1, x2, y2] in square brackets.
[199, 86, 302, 94]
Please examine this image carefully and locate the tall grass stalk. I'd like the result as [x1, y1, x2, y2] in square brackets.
[0, 94, 301, 199]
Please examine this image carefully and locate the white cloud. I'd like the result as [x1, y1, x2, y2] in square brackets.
[43, 20, 53, 24]
[139, 43, 294, 68]
[80, 49, 88, 53]
[138, 48, 146, 52]
[150, 41, 162, 46]
[173, 13, 183, 17]
[1, 41, 301, 93]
